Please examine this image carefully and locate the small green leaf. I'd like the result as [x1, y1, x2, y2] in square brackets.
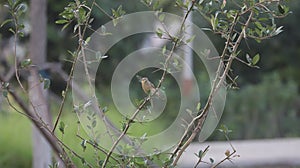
[18, 31, 24, 37]
[209, 158, 214, 163]
[81, 158, 86, 164]
[162, 45, 166, 55]
[81, 140, 87, 151]
[153, 0, 160, 10]
[2, 90, 8, 98]
[3, 82, 9, 88]
[140, 133, 147, 141]
[55, 19, 68, 24]
[163, 158, 173, 166]
[101, 55, 108, 59]
[158, 13, 165, 22]
[61, 90, 66, 98]
[252, 53, 260, 65]
[102, 106, 108, 113]
[273, 26, 284, 36]
[0, 19, 13, 28]
[20, 59, 32, 68]
[87, 125, 92, 130]
[92, 120, 97, 128]
[9, 28, 15, 34]
[122, 123, 126, 131]
[85, 37, 91, 44]
[198, 150, 203, 158]
[196, 102, 201, 111]
[246, 54, 252, 63]
[186, 35, 195, 44]
[59, 121, 65, 134]
[101, 25, 106, 34]
[218, 124, 232, 134]
[156, 28, 163, 38]
[62, 22, 71, 31]
[255, 22, 263, 30]
[43, 78, 51, 89]
[98, 160, 104, 166]
[278, 4, 285, 14]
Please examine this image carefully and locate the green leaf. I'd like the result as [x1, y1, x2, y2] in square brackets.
[198, 150, 203, 158]
[12, 0, 22, 11]
[85, 37, 91, 44]
[156, 28, 163, 38]
[255, 22, 263, 30]
[153, 0, 160, 10]
[162, 45, 166, 55]
[273, 26, 284, 36]
[81, 140, 87, 151]
[0, 19, 13, 28]
[98, 160, 104, 166]
[163, 158, 173, 166]
[196, 102, 201, 111]
[158, 13, 165, 22]
[59, 121, 65, 134]
[20, 59, 32, 68]
[278, 4, 285, 14]
[252, 53, 260, 65]
[101, 25, 106, 34]
[209, 158, 214, 163]
[81, 158, 85, 165]
[9, 28, 15, 34]
[122, 123, 126, 131]
[78, 7, 87, 23]
[18, 31, 24, 37]
[2, 90, 8, 98]
[61, 22, 71, 31]
[55, 19, 68, 24]
[102, 106, 108, 113]
[92, 120, 97, 128]
[218, 124, 232, 134]
[186, 35, 195, 44]
[246, 54, 252, 63]
[8, 0, 13, 6]
[4, 82, 9, 88]
[43, 78, 51, 89]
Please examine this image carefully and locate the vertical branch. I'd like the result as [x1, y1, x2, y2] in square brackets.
[52, 0, 95, 133]
[171, 10, 254, 166]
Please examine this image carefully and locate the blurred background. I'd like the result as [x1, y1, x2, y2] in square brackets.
[0, 0, 299, 167]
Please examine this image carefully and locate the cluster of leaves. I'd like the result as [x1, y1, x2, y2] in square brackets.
[0, 0, 26, 37]
[55, 0, 92, 31]
[193, 0, 289, 85]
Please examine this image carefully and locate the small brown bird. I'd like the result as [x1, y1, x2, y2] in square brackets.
[141, 77, 156, 94]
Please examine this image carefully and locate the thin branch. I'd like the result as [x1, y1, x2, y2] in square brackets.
[52, 0, 96, 133]
[193, 145, 210, 168]
[211, 134, 238, 168]
[172, 10, 254, 166]
[94, 2, 114, 20]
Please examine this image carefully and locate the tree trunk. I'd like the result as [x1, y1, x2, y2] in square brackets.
[29, 0, 52, 167]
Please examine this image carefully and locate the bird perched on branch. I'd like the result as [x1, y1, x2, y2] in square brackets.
[138, 76, 166, 101]
[140, 77, 156, 95]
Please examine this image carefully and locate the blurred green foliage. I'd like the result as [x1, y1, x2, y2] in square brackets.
[215, 73, 300, 140]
